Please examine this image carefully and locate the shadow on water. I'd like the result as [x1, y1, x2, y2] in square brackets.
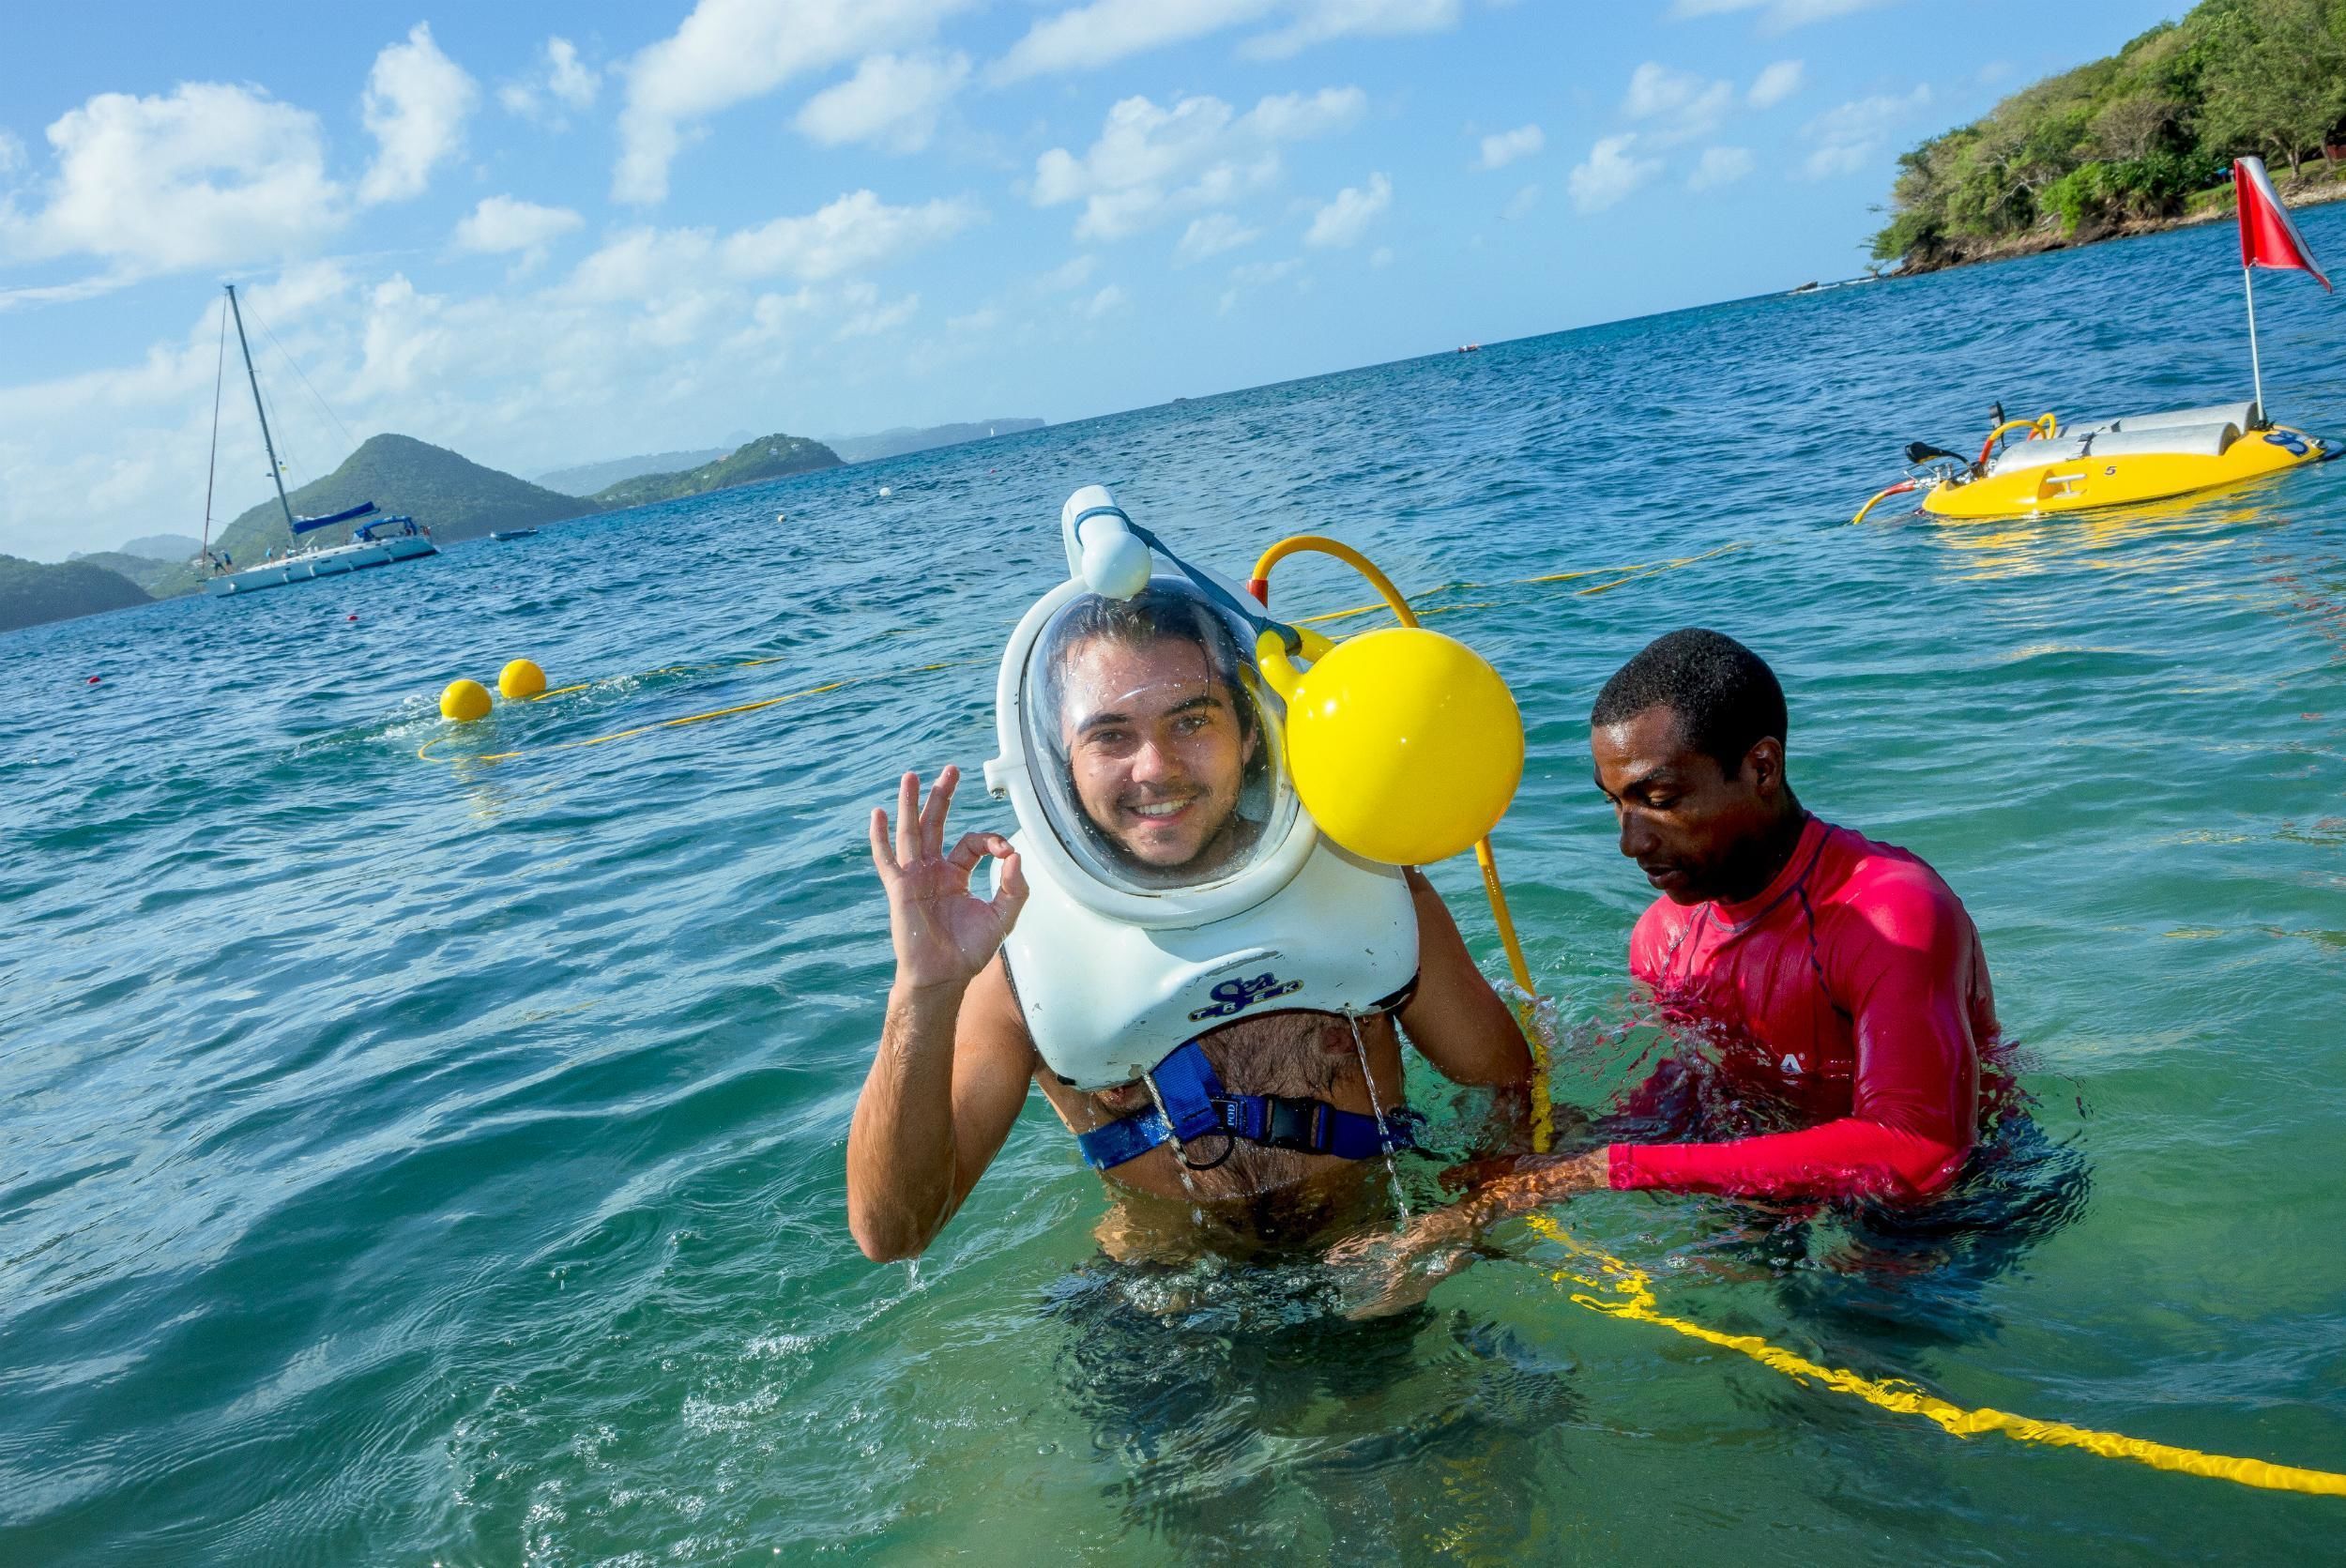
[1046, 1261, 1577, 1562]
[1579, 1011, 2095, 1352]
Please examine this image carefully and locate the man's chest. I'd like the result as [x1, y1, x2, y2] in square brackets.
[1650, 914, 1855, 1090]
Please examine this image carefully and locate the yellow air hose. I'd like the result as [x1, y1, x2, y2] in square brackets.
[1249, 534, 1552, 1151]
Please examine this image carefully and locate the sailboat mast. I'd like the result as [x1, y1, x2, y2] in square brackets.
[225, 284, 297, 534]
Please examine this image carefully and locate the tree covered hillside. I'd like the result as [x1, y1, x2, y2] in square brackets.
[0, 556, 147, 634]
[70, 551, 206, 600]
[589, 434, 842, 510]
[1874, 0, 2346, 270]
[215, 434, 600, 559]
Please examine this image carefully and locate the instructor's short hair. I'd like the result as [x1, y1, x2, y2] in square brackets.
[1591, 629, 1787, 774]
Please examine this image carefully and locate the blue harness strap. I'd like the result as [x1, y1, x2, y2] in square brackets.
[1074, 1040, 1422, 1171]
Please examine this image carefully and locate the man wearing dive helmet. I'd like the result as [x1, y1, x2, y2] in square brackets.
[1339, 629, 2002, 1313]
[847, 494, 1531, 1265]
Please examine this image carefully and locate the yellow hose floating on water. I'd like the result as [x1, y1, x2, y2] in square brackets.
[1851, 479, 1920, 525]
[1249, 534, 1552, 1152]
[1526, 1214, 2346, 1499]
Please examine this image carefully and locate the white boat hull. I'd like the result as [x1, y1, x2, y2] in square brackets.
[204, 535, 435, 595]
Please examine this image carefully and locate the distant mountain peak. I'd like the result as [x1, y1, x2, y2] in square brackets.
[588, 434, 842, 510]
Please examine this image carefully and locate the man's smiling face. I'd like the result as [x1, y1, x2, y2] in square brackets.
[1059, 633, 1250, 872]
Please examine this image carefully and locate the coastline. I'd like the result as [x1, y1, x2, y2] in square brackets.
[1892, 174, 2346, 279]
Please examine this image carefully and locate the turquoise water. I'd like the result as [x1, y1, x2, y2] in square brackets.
[7, 207, 2346, 1564]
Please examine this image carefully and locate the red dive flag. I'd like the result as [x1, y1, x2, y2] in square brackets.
[2234, 156, 2332, 291]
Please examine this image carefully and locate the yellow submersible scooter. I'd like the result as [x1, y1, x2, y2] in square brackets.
[1852, 156, 2338, 525]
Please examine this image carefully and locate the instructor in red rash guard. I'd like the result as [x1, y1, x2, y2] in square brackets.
[1589, 628, 1993, 1199]
[1337, 630, 1997, 1310]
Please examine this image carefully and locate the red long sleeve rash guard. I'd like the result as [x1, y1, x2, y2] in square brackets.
[1607, 816, 1997, 1203]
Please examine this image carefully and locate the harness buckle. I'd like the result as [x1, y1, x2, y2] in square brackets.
[1261, 1095, 1330, 1154]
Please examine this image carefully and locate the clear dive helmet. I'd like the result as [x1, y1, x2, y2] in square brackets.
[1020, 577, 1300, 896]
[984, 485, 1322, 929]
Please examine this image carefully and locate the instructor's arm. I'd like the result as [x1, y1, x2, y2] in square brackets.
[847, 767, 1036, 1263]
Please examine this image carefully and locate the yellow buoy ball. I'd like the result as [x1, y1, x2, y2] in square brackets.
[1283, 627, 1523, 865]
[439, 678, 493, 723]
[498, 658, 547, 700]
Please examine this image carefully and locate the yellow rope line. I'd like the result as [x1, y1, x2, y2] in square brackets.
[418, 544, 1741, 765]
[1523, 1215, 2346, 1498]
[1292, 543, 1744, 626]
[424, 661, 983, 766]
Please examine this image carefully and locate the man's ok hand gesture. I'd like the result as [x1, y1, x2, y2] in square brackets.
[869, 766, 1028, 993]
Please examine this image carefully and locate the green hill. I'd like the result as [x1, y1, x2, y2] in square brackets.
[823, 419, 1044, 464]
[534, 447, 732, 495]
[215, 434, 601, 560]
[73, 551, 206, 600]
[0, 555, 148, 635]
[122, 533, 204, 561]
[588, 434, 842, 510]
[1873, 0, 2346, 272]
[1877, 0, 2346, 270]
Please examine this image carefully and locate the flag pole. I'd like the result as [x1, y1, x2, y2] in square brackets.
[2245, 264, 2265, 426]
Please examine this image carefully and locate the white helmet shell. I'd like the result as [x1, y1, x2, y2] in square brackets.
[983, 486, 1419, 1089]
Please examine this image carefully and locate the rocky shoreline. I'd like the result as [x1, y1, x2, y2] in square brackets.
[1893, 175, 2346, 279]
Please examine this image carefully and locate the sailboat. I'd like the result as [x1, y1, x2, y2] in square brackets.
[200, 283, 435, 596]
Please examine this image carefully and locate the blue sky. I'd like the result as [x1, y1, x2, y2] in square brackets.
[0, 0, 2187, 559]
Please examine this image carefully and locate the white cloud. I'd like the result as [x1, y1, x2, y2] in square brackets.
[615, 0, 968, 205]
[1747, 59, 1805, 109]
[1176, 211, 1260, 264]
[1032, 86, 1364, 242]
[359, 23, 477, 205]
[1304, 171, 1390, 247]
[560, 225, 715, 306]
[556, 190, 979, 312]
[1368, 245, 1392, 266]
[0, 129, 23, 178]
[454, 195, 584, 256]
[720, 190, 983, 282]
[796, 53, 970, 154]
[1081, 283, 1129, 319]
[0, 83, 343, 277]
[994, 0, 1272, 81]
[1688, 145, 1755, 190]
[1568, 133, 1660, 214]
[1669, 0, 1883, 31]
[1623, 62, 1732, 145]
[1242, 0, 1462, 61]
[1037, 253, 1098, 291]
[1478, 123, 1544, 171]
[1218, 255, 1305, 312]
[1501, 182, 1540, 221]
[545, 39, 600, 111]
[501, 38, 602, 121]
[831, 282, 920, 339]
[1799, 84, 1928, 179]
[992, 0, 1455, 78]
